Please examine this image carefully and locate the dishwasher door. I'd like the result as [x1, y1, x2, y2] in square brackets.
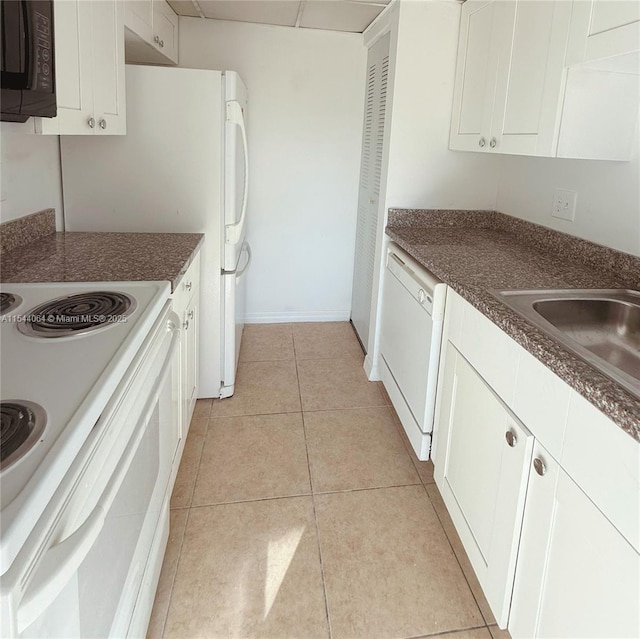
[380, 245, 446, 459]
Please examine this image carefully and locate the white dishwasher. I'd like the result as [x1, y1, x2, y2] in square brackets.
[380, 243, 447, 460]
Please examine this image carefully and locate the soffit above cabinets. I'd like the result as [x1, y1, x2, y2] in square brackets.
[167, 0, 392, 33]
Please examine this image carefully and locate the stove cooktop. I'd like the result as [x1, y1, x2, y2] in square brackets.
[0, 280, 170, 574]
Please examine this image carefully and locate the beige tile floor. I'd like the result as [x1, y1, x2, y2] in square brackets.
[148, 322, 512, 639]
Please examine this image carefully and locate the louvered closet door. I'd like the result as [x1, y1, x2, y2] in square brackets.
[351, 32, 390, 351]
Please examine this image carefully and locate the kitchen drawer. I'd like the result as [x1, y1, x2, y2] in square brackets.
[512, 348, 571, 459]
[447, 290, 521, 405]
[171, 252, 200, 315]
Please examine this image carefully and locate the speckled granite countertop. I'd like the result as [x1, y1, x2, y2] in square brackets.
[0, 230, 204, 293]
[386, 209, 640, 443]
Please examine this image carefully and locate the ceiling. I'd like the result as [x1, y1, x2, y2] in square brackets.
[167, 0, 393, 34]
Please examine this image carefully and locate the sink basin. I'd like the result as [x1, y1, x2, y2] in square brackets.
[491, 289, 640, 399]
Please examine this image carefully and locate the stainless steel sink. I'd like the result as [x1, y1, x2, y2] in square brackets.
[491, 289, 640, 399]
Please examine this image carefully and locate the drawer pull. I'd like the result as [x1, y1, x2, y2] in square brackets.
[185, 281, 192, 292]
[505, 430, 518, 447]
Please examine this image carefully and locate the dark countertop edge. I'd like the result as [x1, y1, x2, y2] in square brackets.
[0, 232, 205, 294]
[169, 234, 205, 292]
[386, 227, 640, 444]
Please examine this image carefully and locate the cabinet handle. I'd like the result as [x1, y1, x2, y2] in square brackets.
[505, 430, 518, 447]
[154, 35, 160, 44]
[489, 137, 497, 149]
[418, 288, 426, 304]
[533, 457, 547, 476]
[478, 137, 486, 148]
[183, 319, 189, 331]
[87, 117, 95, 129]
[188, 309, 194, 320]
[98, 119, 107, 130]
[160, 39, 164, 48]
[185, 281, 192, 292]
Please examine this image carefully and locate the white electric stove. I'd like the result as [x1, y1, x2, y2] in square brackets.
[0, 281, 170, 586]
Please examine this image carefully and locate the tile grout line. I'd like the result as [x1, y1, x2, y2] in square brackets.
[158, 506, 192, 639]
[160, 406, 208, 638]
[420, 482, 495, 628]
[184, 479, 427, 510]
[403, 622, 492, 639]
[293, 328, 334, 639]
[301, 410, 334, 639]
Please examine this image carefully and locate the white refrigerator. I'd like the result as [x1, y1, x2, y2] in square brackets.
[60, 64, 250, 398]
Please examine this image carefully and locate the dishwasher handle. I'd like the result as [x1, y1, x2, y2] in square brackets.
[386, 251, 439, 313]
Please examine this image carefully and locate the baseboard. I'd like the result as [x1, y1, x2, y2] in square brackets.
[364, 353, 381, 381]
[244, 310, 351, 324]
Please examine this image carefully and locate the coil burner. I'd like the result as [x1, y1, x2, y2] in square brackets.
[1, 401, 47, 471]
[0, 293, 22, 316]
[18, 291, 137, 338]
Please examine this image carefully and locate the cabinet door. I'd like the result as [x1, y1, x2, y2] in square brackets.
[351, 32, 390, 351]
[182, 295, 199, 431]
[490, 0, 571, 156]
[566, 0, 640, 65]
[449, 0, 498, 152]
[153, 0, 179, 64]
[125, 0, 154, 43]
[435, 343, 534, 626]
[91, 0, 126, 135]
[510, 443, 640, 639]
[35, 0, 94, 135]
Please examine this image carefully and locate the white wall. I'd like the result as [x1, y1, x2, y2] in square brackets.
[179, 18, 366, 322]
[496, 151, 640, 256]
[0, 122, 62, 226]
[365, 0, 502, 377]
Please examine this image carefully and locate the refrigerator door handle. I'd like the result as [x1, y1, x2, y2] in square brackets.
[222, 241, 252, 276]
[225, 100, 249, 246]
[236, 242, 252, 277]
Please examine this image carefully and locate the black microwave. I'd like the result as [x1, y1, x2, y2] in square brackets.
[1, 0, 56, 122]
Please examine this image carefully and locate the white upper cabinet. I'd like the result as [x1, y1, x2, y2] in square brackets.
[125, 1, 154, 44]
[450, 0, 570, 156]
[566, 0, 640, 65]
[35, 0, 126, 135]
[449, 0, 497, 152]
[450, 0, 640, 160]
[124, 0, 179, 65]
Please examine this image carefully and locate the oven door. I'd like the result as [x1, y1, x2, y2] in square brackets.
[9, 305, 180, 639]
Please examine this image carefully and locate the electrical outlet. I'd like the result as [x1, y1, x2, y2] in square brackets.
[552, 188, 577, 221]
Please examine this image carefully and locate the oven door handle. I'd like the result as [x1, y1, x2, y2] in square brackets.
[17, 322, 180, 632]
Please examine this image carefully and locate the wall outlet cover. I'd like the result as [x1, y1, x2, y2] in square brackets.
[552, 188, 577, 221]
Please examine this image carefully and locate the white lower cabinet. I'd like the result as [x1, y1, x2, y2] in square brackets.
[170, 251, 201, 440]
[433, 290, 640, 637]
[510, 442, 640, 639]
[436, 343, 534, 626]
[181, 291, 199, 427]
